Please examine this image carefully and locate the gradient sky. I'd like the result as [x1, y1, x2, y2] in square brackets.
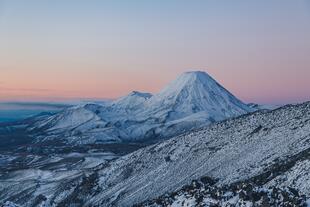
[0, 0, 309, 104]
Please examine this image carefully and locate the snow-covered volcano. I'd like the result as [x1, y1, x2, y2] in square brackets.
[144, 71, 251, 121]
[29, 71, 253, 144]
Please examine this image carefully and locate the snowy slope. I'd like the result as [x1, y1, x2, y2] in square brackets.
[247, 103, 280, 111]
[29, 71, 253, 145]
[144, 71, 251, 120]
[138, 177, 308, 206]
[111, 91, 152, 112]
[1, 102, 309, 206]
[85, 102, 310, 206]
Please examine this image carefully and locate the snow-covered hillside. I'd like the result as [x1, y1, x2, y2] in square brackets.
[1, 102, 309, 207]
[247, 103, 280, 111]
[29, 71, 253, 145]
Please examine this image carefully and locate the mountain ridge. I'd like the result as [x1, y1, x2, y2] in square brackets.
[28, 71, 253, 144]
[1, 101, 309, 206]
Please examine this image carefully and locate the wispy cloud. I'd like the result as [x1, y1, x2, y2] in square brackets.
[0, 87, 77, 93]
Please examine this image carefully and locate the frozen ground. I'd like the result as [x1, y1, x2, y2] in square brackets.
[1, 102, 309, 206]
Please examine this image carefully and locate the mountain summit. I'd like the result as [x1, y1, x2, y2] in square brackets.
[30, 71, 253, 144]
[146, 71, 252, 121]
[111, 91, 152, 111]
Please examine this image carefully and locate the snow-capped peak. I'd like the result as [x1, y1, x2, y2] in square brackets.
[111, 91, 152, 111]
[146, 71, 252, 120]
[29, 70, 254, 144]
[158, 71, 215, 97]
[129, 91, 153, 98]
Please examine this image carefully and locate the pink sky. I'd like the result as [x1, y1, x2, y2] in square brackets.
[0, 1, 309, 104]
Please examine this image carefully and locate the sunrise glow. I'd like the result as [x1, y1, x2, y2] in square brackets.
[0, 0, 309, 104]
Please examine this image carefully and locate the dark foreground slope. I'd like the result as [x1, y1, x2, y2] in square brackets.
[1, 102, 309, 207]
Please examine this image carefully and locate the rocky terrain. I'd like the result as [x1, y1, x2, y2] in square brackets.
[0, 102, 309, 206]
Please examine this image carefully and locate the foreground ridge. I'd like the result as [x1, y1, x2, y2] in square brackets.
[1, 102, 309, 206]
[136, 176, 308, 207]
